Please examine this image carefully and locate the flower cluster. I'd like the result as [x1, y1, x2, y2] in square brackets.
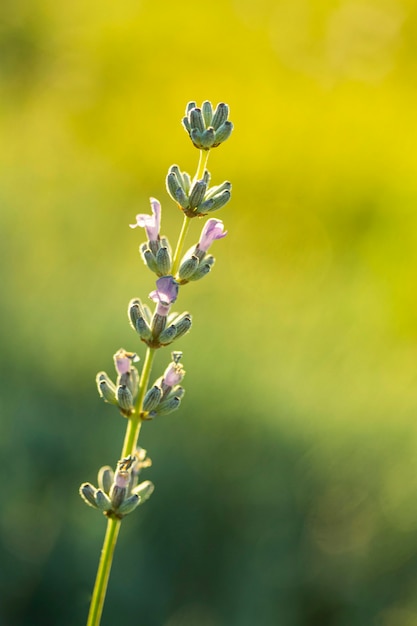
[80, 449, 154, 519]
[182, 101, 233, 150]
[166, 166, 231, 217]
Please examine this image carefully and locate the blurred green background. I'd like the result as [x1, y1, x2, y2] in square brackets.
[2, 0, 417, 624]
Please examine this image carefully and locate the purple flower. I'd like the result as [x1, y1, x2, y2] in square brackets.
[163, 361, 185, 387]
[198, 218, 227, 253]
[113, 349, 137, 375]
[149, 276, 179, 315]
[130, 197, 161, 242]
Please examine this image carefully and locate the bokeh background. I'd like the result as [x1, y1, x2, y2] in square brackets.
[2, 0, 417, 624]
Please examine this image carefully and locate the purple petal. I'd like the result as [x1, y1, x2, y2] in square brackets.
[129, 197, 161, 241]
[149, 276, 179, 306]
[163, 362, 185, 387]
[198, 218, 227, 252]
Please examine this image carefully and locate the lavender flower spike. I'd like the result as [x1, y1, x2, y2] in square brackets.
[130, 197, 161, 242]
[149, 276, 179, 316]
[198, 218, 227, 253]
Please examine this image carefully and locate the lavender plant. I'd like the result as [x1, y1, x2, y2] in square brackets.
[79, 101, 233, 626]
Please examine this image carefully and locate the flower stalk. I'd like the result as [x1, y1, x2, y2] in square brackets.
[81, 101, 233, 626]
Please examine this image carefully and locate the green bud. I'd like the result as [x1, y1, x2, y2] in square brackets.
[200, 128, 215, 149]
[173, 385, 185, 399]
[95, 489, 112, 512]
[118, 367, 139, 399]
[171, 312, 192, 339]
[136, 316, 153, 342]
[158, 324, 178, 345]
[178, 256, 199, 281]
[182, 171, 192, 194]
[117, 385, 134, 413]
[190, 128, 202, 148]
[156, 394, 181, 415]
[204, 180, 231, 200]
[211, 102, 229, 130]
[151, 313, 167, 339]
[190, 107, 205, 132]
[80, 483, 98, 509]
[143, 385, 163, 412]
[156, 247, 171, 276]
[140, 243, 158, 274]
[98, 466, 114, 495]
[198, 189, 231, 214]
[189, 180, 207, 209]
[110, 484, 127, 510]
[182, 116, 191, 133]
[214, 121, 233, 146]
[96, 372, 118, 405]
[186, 101, 196, 115]
[188, 260, 213, 281]
[202, 100, 213, 126]
[166, 171, 181, 198]
[132, 479, 155, 503]
[117, 493, 141, 516]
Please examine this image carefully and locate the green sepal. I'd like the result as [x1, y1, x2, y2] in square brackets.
[143, 385, 163, 412]
[156, 247, 171, 276]
[212, 103, 229, 130]
[96, 372, 118, 405]
[117, 385, 134, 413]
[178, 256, 199, 281]
[117, 493, 141, 516]
[95, 489, 112, 512]
[98, 466, 114, 495]
[132, 480, 155, 503]
[80, 483, 98, 508]
[158, 324, 178, 345]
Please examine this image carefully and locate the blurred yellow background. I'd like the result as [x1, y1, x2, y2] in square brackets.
[2, 0, 417, 625]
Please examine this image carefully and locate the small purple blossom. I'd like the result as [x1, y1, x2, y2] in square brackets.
[129, 197, 161, 242]
[149, 276, 179, 315]
[163, 361, 185, 387]
[198, 218, 227, 253]
[114, 349, 137, 375]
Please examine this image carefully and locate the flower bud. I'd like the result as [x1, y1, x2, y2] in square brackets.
[170, 312, 192, 339]
[80, 483, 98, 509]
[202, 100, 213, 126]
[155, 394, 182, 416]
[117, 493, 141, 516]
[143, 385, 163, 412]
[96, 372, 118, 405]
[132, 480, 155, 503]
[98, 466, 114, 495]
[117, 385, 134, 414]
[155, 246, 171, 275]
[141, 246, 158, 273]
[211, 103, 229, 129]
[178, 256, 199, 281]
[214, 121, 233, 146]
[190, 107, 205, 133]
[187, 258, 214, 281]
[158, 324, 178, 345]
[188, 180, 207, 209]
[95, 489, 112, 512]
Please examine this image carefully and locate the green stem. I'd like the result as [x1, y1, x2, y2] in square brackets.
[195, 149, 210, 181]
[86, 517, 121, 626]
[171, 215, 191, 276]
[172, 150, 211, 276]
[122, 347, 156, 458]
[86, 347, 155, 626]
